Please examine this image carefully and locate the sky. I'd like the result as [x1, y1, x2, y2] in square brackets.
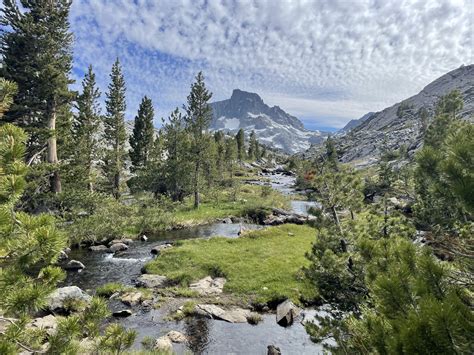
[68, 0, 472, 131]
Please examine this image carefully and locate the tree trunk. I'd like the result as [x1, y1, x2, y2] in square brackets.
[47, 104, 61, 193]
[114, 172, 120, 199]
[194, 160, 200, 208]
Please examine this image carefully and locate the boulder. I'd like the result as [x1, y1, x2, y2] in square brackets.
[267, 345, 282, 355]
[113, 309, 132, 317]
[136, 274, 168, 288]
[0, 318, 17, 333]
[28, 315, 58, 336]
[64, 260, 85, 271]
[89, 245, 109, 252]
[45, 286, 92, 313]
[151, 243, 173, 255]
[154, 336, 173, 352]
[276, 300, 301, 327]
[221, 217, 233, 224]
[120, 292, 143, 306]
[109, 242, 128, 253]
[189, 276, 226, 296]
[166, 330, 187, 343]
[195, 304, 250, 323]
[140, 235, 148, 241]
[57, 250, 68, 261]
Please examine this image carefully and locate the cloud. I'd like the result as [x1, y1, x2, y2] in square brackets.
[69, 0, 473, 129]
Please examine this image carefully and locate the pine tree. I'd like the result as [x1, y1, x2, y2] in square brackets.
[248, 130, 259, 160]
[235, 128, 245, 161]
[129, 96, 155, 171]
[0, 78, 17, 118]
[214, 131, 226, 181]
[71, 65, 101, 191]
[103, 59, 127, 199]
[183, 72, 213, 208]
[225, 136, 238, 178]
[1, 0, 74, 193]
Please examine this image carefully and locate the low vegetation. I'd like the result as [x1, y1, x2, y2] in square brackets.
[146, 224, 318, 306]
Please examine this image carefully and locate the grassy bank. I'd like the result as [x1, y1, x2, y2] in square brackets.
[145, 224, 318, 306]
[64, 182, 290, 245]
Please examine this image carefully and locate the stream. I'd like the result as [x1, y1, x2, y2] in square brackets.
[64, 173, 324, 354]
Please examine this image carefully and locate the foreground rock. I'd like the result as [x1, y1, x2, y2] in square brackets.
[45, 286, 92, 313]
[109, 238, 134, 245]
[189, 276, 226, 296]
[263, 208, 316, 226]
[64, 259, 85, 270]
[109, 242, 128, 253]
[154, 336, 173, 352]
[276, 300, 301, 327]
[195, 304, 250, 323]
[267, 345, 282, 355]
[120, 291, 143, 306]
[151, 243, 173, 255]
[113, 309, 132, 317]
[28, 315, 58, 336]
[166, 330, 188, 343]
[136, 274, 168, 288]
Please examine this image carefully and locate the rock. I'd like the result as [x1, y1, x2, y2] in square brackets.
[140, 235, 148, 241]
[154, 336, 173, 352]
[79, 338, 95, 353]
[45, 286, 92, 313]
[57, 250, 68, 261]
[0, 318, 17, 333]
[113, 309, 132, 317]
[63, 247, 71, 254]
[136, 274, 168, 288]
[120, 292, 142, 306]
[276, 300, 301, 327]
[288, 232, 295, 236]
[109, 238, 133, 245]
[64, 260, 85, 270]
[189, 276, 226, 296]
[151, 243, 173, 255]
[28, 315, 58, 336]
[109, 242, 128, 253]
[166, 330, 187, 343]
[88, 245, 109, 252]
[222, 217, 233, 224]
[267, 345, 282, 355]
[195, 304, 250, 323]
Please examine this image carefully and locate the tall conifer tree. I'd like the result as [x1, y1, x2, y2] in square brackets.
[183, 72, 213, 208]
[103, 59, 127, 199]
[129, 96, 155, 171]
[235, 128, 245, 161]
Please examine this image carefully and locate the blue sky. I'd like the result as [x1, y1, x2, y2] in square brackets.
[68, 0, 472, 131]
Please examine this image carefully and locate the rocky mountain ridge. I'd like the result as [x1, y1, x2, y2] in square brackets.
[210, 89, 327, 154]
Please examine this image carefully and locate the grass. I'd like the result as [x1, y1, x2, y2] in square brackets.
[145, 224, 318, 306]
[95, 282, 131, 297]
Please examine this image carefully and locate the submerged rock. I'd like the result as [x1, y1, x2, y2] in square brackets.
[154, 336, 173, 352]
[109, 242, 128, 253]
[45, 286, 92, 313]
[89, 245, 109, 252]
[189, 276, 226, 296]
[113, 309, 132, 317]
[195, 304, 250, 323]
[276, 300, 301, 327]
[64, 260, 85, 271]
[136, 274, 168, 288]
[166, 330, 188, 343]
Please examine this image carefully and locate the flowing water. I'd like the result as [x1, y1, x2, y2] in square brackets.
[64, 173, 326, 354]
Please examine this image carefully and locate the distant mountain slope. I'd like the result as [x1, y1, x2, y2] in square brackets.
[210, 89, 326, 154]
[340, 112, 375, 133]
[306, 64, 474, 166]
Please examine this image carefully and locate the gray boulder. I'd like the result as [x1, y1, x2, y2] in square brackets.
[109, 242, 128, 253]
[89, 245, 109, 252]
[189, 276, 226, 296]
[113, 309, 132, 317]
[64, 260, 85, 270]
[276, 300, 301, 327]
[136, 274, 168, 288]
[195, 304, 250, 323]
[45, 286, 92, 313]
[267, 345, 282, 355]
[151, 243, 172, 255]
[154, 336, 173, 352]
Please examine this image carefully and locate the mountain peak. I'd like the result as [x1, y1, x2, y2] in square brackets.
[230, 89, 264, 105]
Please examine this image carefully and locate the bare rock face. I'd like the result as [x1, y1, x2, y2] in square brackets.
[195, 304, 250, 323]
[276, 300, 301, 327]
[189, 276, 226, 296]
[45, 286, 92, 313]
[135, 274, 168, 288]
